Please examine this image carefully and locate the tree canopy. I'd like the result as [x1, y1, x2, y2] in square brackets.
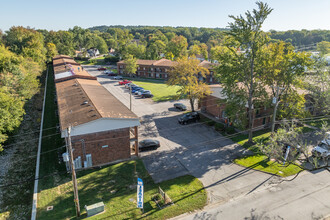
[167, 57, 211, 111]
[216, 1, 273, 143]
[0, 45, 42, 150]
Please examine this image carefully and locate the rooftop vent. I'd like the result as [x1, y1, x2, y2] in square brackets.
[82, 101, 88, 105]
[73, 83, 78, 87]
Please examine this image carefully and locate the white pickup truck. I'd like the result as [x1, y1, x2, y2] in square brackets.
[312, 132, 330, 159]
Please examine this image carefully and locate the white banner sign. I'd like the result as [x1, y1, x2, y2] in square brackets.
[137, 178, 144, 209]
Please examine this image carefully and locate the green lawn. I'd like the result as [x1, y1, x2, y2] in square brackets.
[230, 129, 271, 152]
[37, 160, 206, 219]
[234, 155, 303, 177]
[231, 129, 304, 176]
[131, 79, 181, 102]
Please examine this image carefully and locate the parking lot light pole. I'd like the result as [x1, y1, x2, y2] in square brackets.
[130, 83, 132, 111]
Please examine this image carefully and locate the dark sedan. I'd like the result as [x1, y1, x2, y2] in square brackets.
[174, 103, 187, 111]
[178, 112, 200, 125]
[134, 139, 160, 152]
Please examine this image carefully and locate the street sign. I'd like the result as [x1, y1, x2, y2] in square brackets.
[283, 145, 291, 165]
[137, 178, 144, 209]
[272, 97, 277, 104]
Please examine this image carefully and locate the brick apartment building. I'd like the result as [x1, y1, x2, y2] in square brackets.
[117, 58, 218, 84]
[200, 85, 272, 129]
[53, 55, 140, 169]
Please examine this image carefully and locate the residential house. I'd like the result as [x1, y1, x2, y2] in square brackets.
[53, 55, 140, 170]
[87, 48, 100, 57]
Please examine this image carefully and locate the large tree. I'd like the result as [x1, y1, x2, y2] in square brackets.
[166, 35, 188, 59]
[124, 55, 137, 77]
[216, 1, 273, 143]
[5, 26, 46, 65]
[316, 41, 330, 56]
[0, 45, 41, 151]
[167, 57, 211, 111]
[305, 57, 330, 115]
[45, 42, 58, 62]
[257, 41, 312, 132]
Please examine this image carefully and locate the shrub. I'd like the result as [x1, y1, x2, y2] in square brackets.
[215, 123, 225, 131]
[226, 127, 236, 134]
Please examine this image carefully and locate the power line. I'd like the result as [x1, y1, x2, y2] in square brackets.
[0, 124, 268, 188]
[6, 126, 58, 139]
[1, 115, 328, 189]
[2, 132, 61, 148]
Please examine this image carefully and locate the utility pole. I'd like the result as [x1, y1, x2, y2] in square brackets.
[67, 126, 81, 217]
[130, 83, 132, 111]
[271, 86, 284, 133]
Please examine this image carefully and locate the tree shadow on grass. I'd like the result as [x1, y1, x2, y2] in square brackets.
[37, 160, 206, 220]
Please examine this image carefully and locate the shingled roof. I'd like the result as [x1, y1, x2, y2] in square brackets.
[53, 55, 139, 132]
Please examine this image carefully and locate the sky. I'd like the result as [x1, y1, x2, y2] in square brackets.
[0, 0, 330, 32]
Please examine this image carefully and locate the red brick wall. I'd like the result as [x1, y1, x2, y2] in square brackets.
[201, 95, 226, 119]
[201, 95, 272, 128]
[71, 128, 130, 167]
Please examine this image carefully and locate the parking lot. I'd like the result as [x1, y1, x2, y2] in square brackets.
[84, 66, 274, 204]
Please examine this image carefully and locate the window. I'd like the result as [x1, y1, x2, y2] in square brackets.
[102, 145, 108, 148]
[143, 67, 145, 70]
[151, 68, 153, 71]
[74, 156, 82, 169]
[165, 74, 168, 78]
[210, 77, 213, 82]
[156, 73, 159, 78]
[138, 67, 140, 70]
[262, 117, 266, 125]
[85, 154, 92, 168]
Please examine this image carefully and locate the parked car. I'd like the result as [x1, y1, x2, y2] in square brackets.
[137, 90, 151, 96]
[312, 143, 330, 159]
[108, 72, 117, 76]
[97, 67, 106, 71]
[178, 112, 200, 125]
[125, 83, 136, 89]
[141, 93, 154, 98]
[133, 139, 160, 152]
[131, 87, 143, 93]
[174, 103, 187, 111]
[104, 70, 111, 74]
[119, 80, 132, 85]
[135, 89, 145, 95]
[320, 131, 330, 145]
[113, 75, 123, 80]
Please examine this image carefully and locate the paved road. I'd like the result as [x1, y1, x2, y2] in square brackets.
[173, 169, 330, 220]
[85, 66, 274, 205]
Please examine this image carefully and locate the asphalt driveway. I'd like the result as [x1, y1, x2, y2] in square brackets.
[85, 66, 273, 204]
